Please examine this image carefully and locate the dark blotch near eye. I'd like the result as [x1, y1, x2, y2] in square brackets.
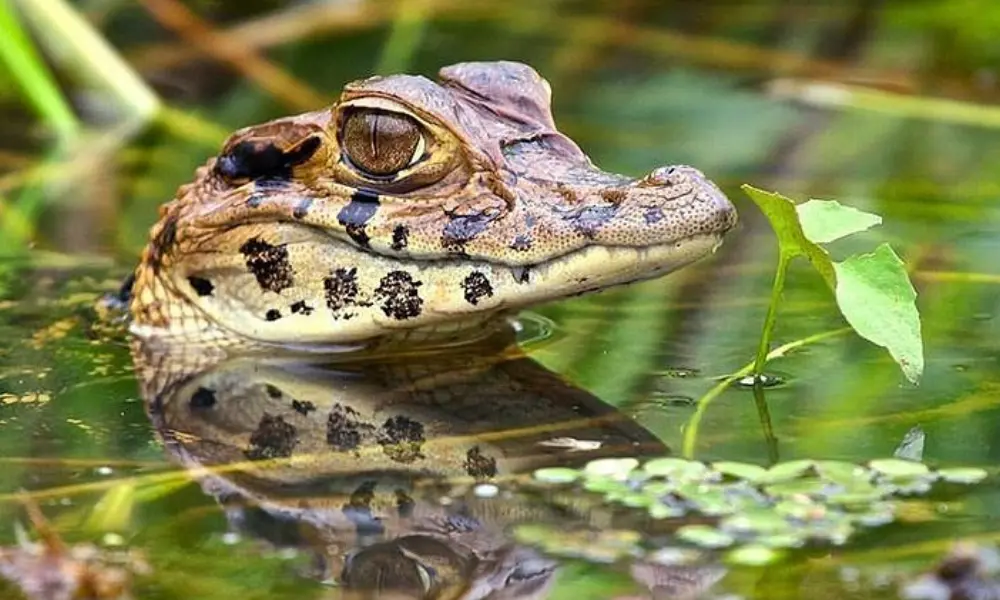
[462, 271, 494, 305]
[265, 309, 282, 321]
[187, 276, 214, 297]
[216, 136, 322, 182]
[190, 387, 216, 409]
[265, 384, 282, 399]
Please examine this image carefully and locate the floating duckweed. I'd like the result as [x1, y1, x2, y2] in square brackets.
[644, 458, 710, 480]
[764, 477, 828, 497]
[713, 461, 768, 482]
[649, 502, 685, 519]
[726, 544, 784, 566]
[583, 477, 631, 495]
[937, 467, 989, 484]
[760, 459, 815, 483]
[815, 461, 871, 486]
[648, 547, 704, 566]
[526, 454, 989, 563]
[869, 459, 931, 478]
[722, 510, 794, 536]
[512, 524, 642, 563]
[585, 457, 639, 480]
[677, 525, 735, 548]
[533, 467, 580, 484]
[756, 533, 807, 549]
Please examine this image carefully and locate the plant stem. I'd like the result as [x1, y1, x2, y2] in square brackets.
[752, 252, 790, 378]
[682, 327, 851, 458]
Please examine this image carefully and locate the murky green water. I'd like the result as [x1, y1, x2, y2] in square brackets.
[3, 1, 1000, 598]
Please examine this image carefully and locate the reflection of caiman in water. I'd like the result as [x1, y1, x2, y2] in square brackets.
[131, 328, 725, 599]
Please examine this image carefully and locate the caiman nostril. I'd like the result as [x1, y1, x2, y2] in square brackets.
[643, 166, 677, 186]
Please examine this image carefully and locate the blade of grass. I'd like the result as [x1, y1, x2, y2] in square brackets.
[375, 0, 428, 75]
[0, 0, 78, 140]
[13, 0, 159, 124]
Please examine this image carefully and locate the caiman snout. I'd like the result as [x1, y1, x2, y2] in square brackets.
[639, 164, 738, 239]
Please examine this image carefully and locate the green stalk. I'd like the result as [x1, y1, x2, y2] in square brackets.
[682, 327, 851, 458]
[0, 0, 78, 140]
[752, 252, 790, 378]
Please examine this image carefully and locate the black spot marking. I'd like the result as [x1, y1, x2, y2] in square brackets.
[216, 136, 322, 182]
[644, 207, 665, 224]
[290, 300, 314, 315]
[265, 385, 282, 399]
[555, 184, 578, 203]
[291, 400, 316, 415]
[462, 271, 494, 305]
[187, 276, 214, 297]
[293, 197, 313, 219]
[442, 212, 493, 249]
[190, 387, 216, 409]
[265, 308, 282, 321]
[337, 190, 379, 248]
[464, 446, 497, 478]
[511, 266, 531, 284]
[376, 416, 425, 463]
[343, 480, 383, 536]
[108, 272, 136, 307]
[148, 214, 178, 274]
[239, 237, 294, 293]
[571, 205, 618, 238]
[391, 224, 409, 251]
[245, 414, 297, 460]
[374, 271, 423, 320]
[510, 233, 532, 251]
[395, 489, 414, 518]
[323, 267, 360, 312]
[326, 403, 375, 451]
[601, 188, 628, 204]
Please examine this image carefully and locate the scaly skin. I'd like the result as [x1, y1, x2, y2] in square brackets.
[128, 61, 737, 349]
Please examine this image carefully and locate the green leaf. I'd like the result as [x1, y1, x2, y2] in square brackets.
[742, 185, 836, 288]
[796, 200, 882, 244]
[893, 426, 926, 461]
[534, 467, 580, 484]
[937, 467, 989, 484]
[833, 245, 924, 383]
[869, 458, 930, 478]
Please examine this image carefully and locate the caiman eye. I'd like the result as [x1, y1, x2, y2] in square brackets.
[340, 108, 425, 178]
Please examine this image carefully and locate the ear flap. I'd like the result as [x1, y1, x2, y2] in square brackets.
[437, 61, 557, 131]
